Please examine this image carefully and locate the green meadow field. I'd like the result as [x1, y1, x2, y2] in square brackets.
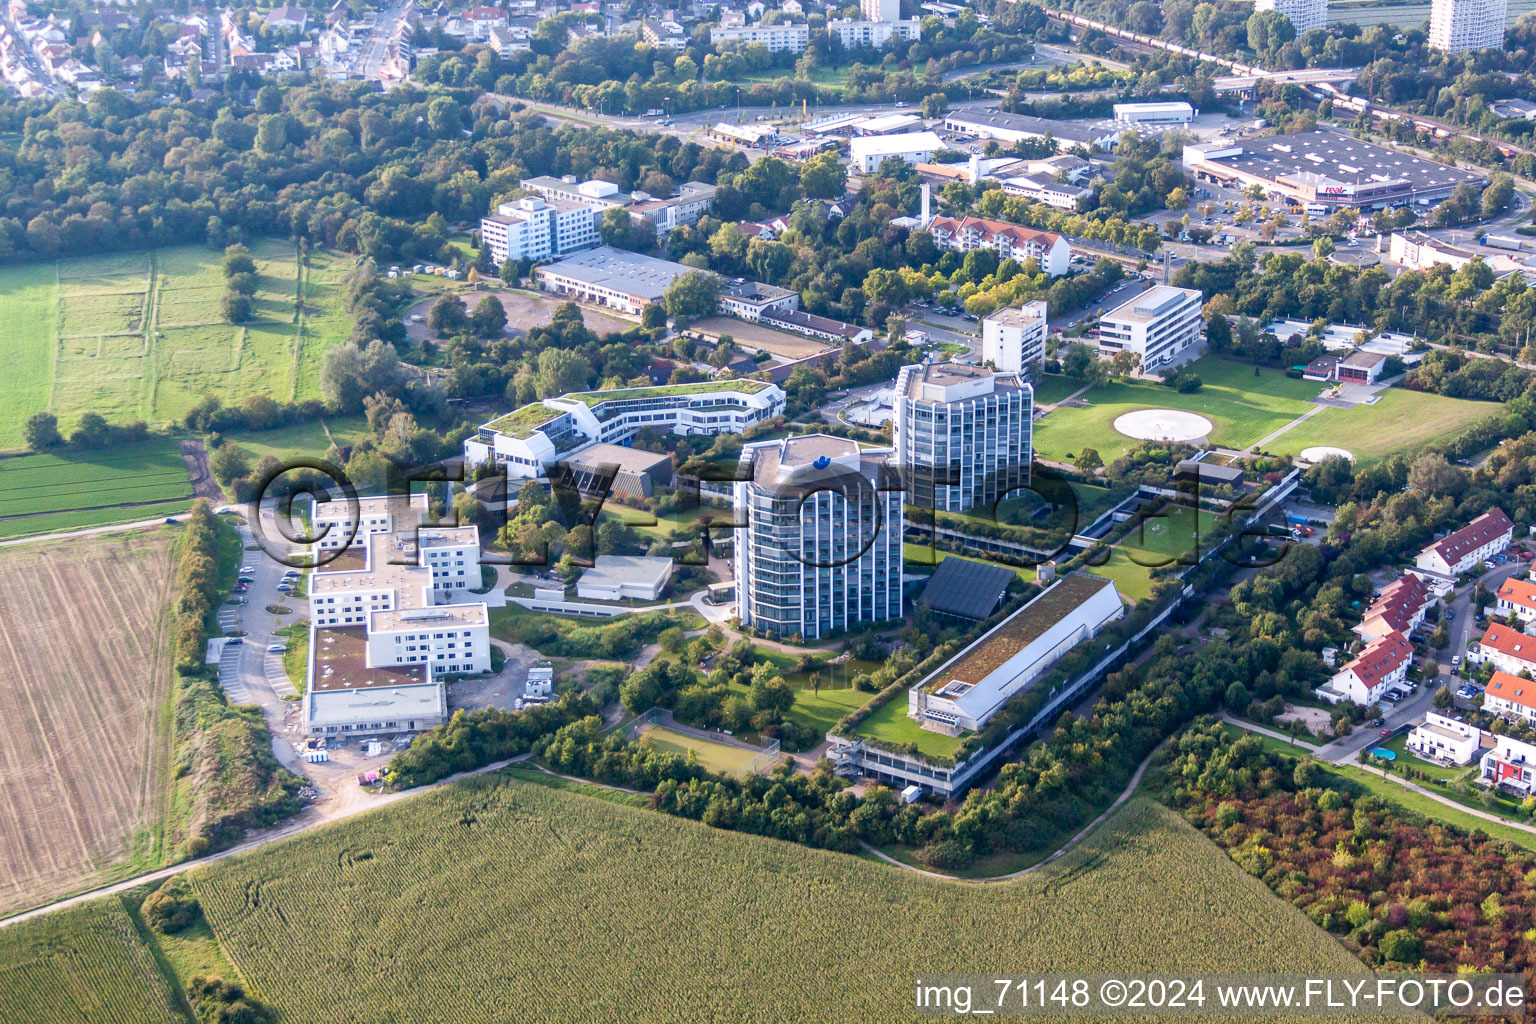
[0, 242, 359, 452]
[0, 440, 195, 539]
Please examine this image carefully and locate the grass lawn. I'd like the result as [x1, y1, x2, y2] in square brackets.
[640, 725, 765, 775]
[1085, 502, 1214, 603]
[903, 542, 1038, 582]
[0, 438, 195, 539]
[1031, 373, 1086, 406]
[602, 501, 734, 540]
[1031, 355, 1320, 462]
[729, 65, 849, 86]
[0, 242, 363, 451]
[1264, 388, 1504, 468]
[223, 416, 370, 465]
[853, 694, 964, 760]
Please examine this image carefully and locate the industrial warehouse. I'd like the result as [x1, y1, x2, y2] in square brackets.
[1182, 129, 1487, 210]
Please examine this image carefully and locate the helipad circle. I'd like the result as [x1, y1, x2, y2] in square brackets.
[1113, 409, 1213, 442]
[1299, 446, 1354, 463]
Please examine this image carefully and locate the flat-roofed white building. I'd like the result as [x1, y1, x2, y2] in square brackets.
[311, 493, 429, 551]
[1256, 0, 1328, 32]
[303, 507, 492, 736]
[479, 196, 600, 265]
[1430, 0, 1507, 52]
[1097, 286, 1204, 370]
[464, 379, 787, 478]
[576, 555, 674, 601]
[849, 131, 946, 173]
[827, 16, 921, 47]
[1407, 711, 1481, 765]
[733, 435, 903, 639]
[908, 574, 1124, 734]
[1112, 101, 1195, 124]
[709, 21, 808, 51]
[982, 300, 1048, 375]
[532, 246, 696, 315]
[893, 361, 1032, 513]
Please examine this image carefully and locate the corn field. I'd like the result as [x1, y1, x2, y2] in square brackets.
[0, 899, 181, 1024]
[183, 778, 1376, 1024]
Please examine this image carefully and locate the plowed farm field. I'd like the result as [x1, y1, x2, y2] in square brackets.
[0, 529, 178, 917]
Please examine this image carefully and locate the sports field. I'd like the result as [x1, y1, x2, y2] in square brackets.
[1264, 388, 1503, 467]
[639, 725, 764, 775]
[1032, 357, 1320, 462]
[0, 241, 358, 451]
[0, 439, 195, 540]
[0, 529, 178, 917]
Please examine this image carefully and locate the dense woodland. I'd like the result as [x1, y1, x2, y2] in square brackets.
[1167, 721, 1536, 974]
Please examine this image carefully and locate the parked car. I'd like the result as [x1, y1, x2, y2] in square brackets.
[1380, 728, 1394, 737]
[267, 644, 287, 654]
[1367, 717, 1384, 727]
[241, 565, 254, 573]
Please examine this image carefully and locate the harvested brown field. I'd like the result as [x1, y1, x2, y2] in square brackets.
[691, 316, 835, 360]
[0, 529, 178, 917]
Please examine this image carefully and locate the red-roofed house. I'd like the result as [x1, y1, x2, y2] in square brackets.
[1472, 623, 1536, 680]
[1496, 576, 1536, 626]
[1484, 669, 1536, 723]
[1480, 729, 1536, 792]
[925, 215, 1071, 276]
[1316, 630, 1413, 706]
[1354, 572, 1434, 642]
[1415, 508, 1513, 576]
[464, 5, 506, 38]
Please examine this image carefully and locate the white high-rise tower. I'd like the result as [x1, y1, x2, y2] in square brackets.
[892, 362, 1033, 514]
[1254, 0, 1328, 33]
[1429, 0, 1507, 51]
[860, 0, 900, 22]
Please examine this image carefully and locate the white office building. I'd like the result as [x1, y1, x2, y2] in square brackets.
[1096, 286, 1204, 371]
[1255, 0, 1328, 32]
[1111, 101, 1196, 124]
[982, 300, 1048, 376]
[849, 131, 946, 173]
[893, 362, 1032, 513]
[464, 379, 787, 478]
[907, 574, 1124, 734]
[310, 493, 429, 552]
[1429, 0, 1507, 51]
[479, 196, 600, 265]
[734, 435, 903, 640]
[303, 501, 492, 736]
[709, 22, 809, 51]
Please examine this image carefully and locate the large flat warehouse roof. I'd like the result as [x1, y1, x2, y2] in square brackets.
[1188, 130, 1484, 193]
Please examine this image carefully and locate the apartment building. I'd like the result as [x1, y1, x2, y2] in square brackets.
[861, 0, 900, 20]
[479, 196, 601, 265]
[1486, 669, 1536, 725]
[925, 215, 1071, 276]
[464, 379, 787, 478]
[733, 435, 903, 640]
[1496, 576, 1536, 626]
[827, 17, 921, 47]
[1469, 623, 1536, 678]
[709, 21, 808, 51]
[1481, 730, 1536, 792]
[303, 503, 491, 736]
[1255, 0, 1328, 32]
[1429, 0, 1507, 52]
[1352, 572, 1434, 643]
[893, 362, 1033, 513]
[1315, 630, 1413, 706]
[1414, 508, 1513, 576]
[982, 300, 1048, 376]
[1096, 286, 1204, 371]
[1406, 711, 1481, 765]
